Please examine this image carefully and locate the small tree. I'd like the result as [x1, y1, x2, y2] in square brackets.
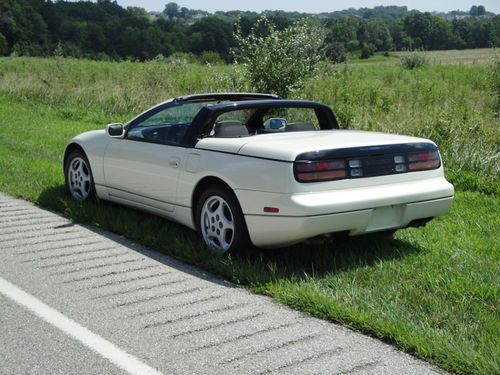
[0, 33, 8, 56]
[53, 41, 64, 58]
[164, 2, 179, 19]
[360, 43, 375, 59]
[324, 42, 347, 63]
[233, 16, 326, 97]
[470, 5, 478, 17]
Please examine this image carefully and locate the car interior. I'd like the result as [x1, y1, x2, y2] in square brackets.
[126, 103, 323, 144]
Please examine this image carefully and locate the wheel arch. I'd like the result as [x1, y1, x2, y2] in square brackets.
[64, 142, 96, 201]
[191, 176, 236, 230]
[63, 142, 87, 170]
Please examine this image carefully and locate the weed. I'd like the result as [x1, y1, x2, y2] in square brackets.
[400, 49, 429, 69]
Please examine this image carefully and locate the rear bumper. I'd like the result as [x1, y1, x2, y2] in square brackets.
[237, 177, 454, 248]
[245, 196, 453, 247]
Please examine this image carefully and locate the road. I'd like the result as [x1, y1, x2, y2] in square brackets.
[0, 193, 444, 374]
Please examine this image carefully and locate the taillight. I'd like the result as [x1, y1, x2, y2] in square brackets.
[395, 151, 441, 172]
[295, 160, 346, 182]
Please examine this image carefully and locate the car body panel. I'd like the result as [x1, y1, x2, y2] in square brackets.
[103, 138, 188, 212]
[64, 130, 110, 185]
[245, 196, 453, 247]
[235, 130, 431, 161]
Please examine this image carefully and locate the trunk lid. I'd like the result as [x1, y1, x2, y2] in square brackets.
[195, 130, 436, 161]
[236, 130, 435, 161]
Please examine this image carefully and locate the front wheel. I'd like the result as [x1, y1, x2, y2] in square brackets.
[196, 186, 250, 254]
[65, 150, 95, 201]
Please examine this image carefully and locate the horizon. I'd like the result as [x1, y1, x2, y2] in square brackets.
[113, 0, 500, 14]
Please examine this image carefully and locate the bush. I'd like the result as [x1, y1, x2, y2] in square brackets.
[200, 51, 223, 65]
[360, 43, 375, 59]
[400, 49, 429, 69]
[324, 42, 347, 64]
[233, 16, 326, 97]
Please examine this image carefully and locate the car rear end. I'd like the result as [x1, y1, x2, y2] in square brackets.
[236, 135, 454, 248]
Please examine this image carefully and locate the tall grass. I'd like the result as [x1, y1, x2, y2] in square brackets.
[0, 56, 498, 194]
[0, 57, 247, 115]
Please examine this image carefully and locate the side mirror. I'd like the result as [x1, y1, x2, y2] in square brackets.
[263, 118, 287, 131]
[106, 123, 124, 138]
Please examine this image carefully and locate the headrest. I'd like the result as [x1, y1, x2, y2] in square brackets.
[285, 123, 316, 132]
[214, 121, 249, 138]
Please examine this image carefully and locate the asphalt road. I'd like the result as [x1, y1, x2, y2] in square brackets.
[0, 192, 445, 374]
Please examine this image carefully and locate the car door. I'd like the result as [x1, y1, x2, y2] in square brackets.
[103, 102, 200, 213]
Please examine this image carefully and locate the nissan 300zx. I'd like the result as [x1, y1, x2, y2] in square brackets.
[64, 93, 454, 253]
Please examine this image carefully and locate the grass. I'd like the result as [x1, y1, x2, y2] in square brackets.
[0, 51, 499, 374]
[348, 48, 498, 66]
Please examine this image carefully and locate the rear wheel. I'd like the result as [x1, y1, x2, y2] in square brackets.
[196, 186, 250, 254]
[65, 150, 95, 201]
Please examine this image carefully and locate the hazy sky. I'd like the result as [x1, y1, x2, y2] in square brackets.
[115, 0, 500, 13]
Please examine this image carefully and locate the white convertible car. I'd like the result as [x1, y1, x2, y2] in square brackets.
[64, 93, 454, 252]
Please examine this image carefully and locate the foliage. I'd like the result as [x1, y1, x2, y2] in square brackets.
[323, 42, 347, 63]
[164, 2, 179, 19]
[200, 51, 223, 65]
[360, 43, 375, 59]
[489, 54, 500, 116]
[0, 1, 498, 62]
[400, 49, 430, 69]
[470, 5, 486, 17]
[0, 32, 7, 55]
[234, 16, 326, 97]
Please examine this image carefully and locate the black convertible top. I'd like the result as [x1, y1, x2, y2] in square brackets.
[126, 93, 340, 147]
[175, 92, 281, 102]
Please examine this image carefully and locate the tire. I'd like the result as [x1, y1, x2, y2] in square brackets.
[64, 150, 95, 201]
[196, 185, 251, 254]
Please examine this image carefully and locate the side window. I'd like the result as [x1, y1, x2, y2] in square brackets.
[127, 102, 205, 144]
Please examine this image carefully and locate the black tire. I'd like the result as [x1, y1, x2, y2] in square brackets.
[196, 185, 251, 254]
[64, 150, 95, 201]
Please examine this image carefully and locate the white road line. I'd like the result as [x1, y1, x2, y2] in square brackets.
[0, 276, 163, 375]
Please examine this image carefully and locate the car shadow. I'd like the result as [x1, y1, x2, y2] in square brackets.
[38, 185, 424, 285]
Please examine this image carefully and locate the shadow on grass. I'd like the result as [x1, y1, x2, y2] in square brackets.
[38, 185, 424, 286]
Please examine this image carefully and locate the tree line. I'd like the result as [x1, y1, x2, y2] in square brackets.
[0, 0, 498, 62]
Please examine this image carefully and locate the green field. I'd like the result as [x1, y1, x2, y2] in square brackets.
[0, 51, 499, 375]
[350, 48, 499, 66]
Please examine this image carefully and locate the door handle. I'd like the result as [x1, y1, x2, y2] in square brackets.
[168, 157, 180, 168]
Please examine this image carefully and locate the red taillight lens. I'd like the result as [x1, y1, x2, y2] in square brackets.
[407, 151, 439, 162]
[408, 159, 441, 171]
[297, 170, 346, 181]
[407, 151, 441, 171]
[295, 160, 346, 182]
[296, 160, 345, 172]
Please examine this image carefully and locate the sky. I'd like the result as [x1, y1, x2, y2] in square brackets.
[114, 0, 500, 14]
